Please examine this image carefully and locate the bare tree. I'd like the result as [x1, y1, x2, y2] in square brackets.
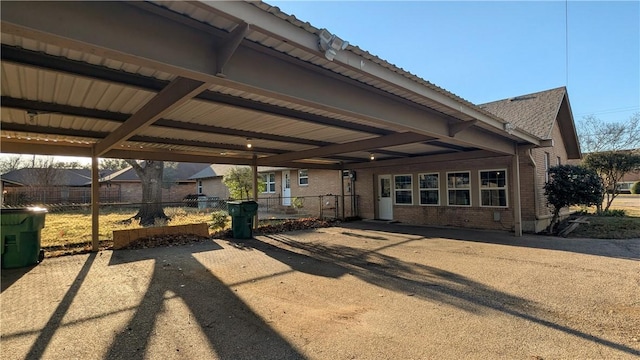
[577, 112, 640, 153]
[584, 151, 640, 212]
[125, 160, 169, 226]
[30, 156, 66, 186]
[100, 158, 129, 171]
[0, 155, 25, 174]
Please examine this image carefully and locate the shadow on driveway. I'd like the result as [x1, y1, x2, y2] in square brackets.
[249, 230, 639, 357]
[344, 221, 640, 260]
[105, 242, 305, 360]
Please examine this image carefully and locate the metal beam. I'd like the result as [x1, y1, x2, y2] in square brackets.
[0, 1, 517, 155]
[216, 22, 249, 76]
[105, 148, 341, 169]
[93, 77, 209, 156]
[192, 1, 543, 146]
[261, 132, 432, 165]
[1, 96, 331, 147]
[449, 120, 478, 137]
[347, 150, 504, 169]
[0, 140, 93, 157]
[1, 46, 394, 137]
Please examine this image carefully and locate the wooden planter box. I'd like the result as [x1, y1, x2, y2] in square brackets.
[113, 223, 209, 249]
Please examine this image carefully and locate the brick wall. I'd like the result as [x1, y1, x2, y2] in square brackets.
[199, 177, 231, 199]
[353, 122, 574, 233]
[113, 182, 196, 204]
[354, 154, 520, 231]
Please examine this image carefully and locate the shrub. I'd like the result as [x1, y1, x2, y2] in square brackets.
[210, 211, 229, 230]
[598, 209, 626, 217]
[632, 181, 640, 194]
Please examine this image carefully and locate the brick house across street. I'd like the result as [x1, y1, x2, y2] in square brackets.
[190, 165, 354, 217]
[1, 163, 209, 206]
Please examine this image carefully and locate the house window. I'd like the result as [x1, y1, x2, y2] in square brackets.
[394, 174, 413, 205]
[447, 172, 471, 206]
[197, 180, 203, 194]
[261, 172, 276, 193]
[544, 152, 550, 182]
[298, 169, 309, 186]
[557, 156, 561, 166]
[480, 169, 508, 207]
[418, 173, 439, 205]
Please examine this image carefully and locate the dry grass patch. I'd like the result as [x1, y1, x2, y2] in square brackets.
[567, 194, 640, 238]
[41, 208, 215, 248]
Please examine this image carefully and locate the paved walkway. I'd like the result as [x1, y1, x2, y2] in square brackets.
[2, 223, 639, 359]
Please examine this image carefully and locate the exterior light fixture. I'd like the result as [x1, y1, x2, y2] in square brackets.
[370, 153, 375, 161]
[318, 29, 349, 61]
[246, 138, 252, 149]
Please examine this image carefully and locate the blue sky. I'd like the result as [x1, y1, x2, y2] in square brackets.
[269, 0, 639, 125]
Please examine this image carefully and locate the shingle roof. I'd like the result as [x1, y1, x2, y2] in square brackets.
[189, 164, 243, 180]
[104, 162, 209, 182]
[189, 165, 292, 180]
[1, 168, 115, 186]
[478, 87, 566, 139]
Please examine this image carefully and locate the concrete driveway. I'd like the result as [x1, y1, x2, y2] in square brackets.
[2, 222, 639, 359]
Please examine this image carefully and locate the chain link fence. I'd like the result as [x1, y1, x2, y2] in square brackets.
[1, 194, 359, 249]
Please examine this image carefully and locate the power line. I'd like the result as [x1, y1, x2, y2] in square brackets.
[565, 0, 569, 87]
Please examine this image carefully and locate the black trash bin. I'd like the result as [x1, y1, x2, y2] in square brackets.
[227, 201, 258, 239]
[1, 207, 47, 269]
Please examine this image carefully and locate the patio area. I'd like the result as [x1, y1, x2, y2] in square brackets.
[2, 222, 639, 359]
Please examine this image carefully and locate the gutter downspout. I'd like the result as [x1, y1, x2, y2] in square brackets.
[527, 149, 540, 221]
[513, 144, 522, 236]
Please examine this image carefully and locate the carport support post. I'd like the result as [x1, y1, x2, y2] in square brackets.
[252, 154, 258, 230]
[339, 166, 345, 220]
[512, 145, 523, 237]
[91, 156, 100, 251]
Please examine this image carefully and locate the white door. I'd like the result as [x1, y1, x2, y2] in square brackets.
[377, 174, 393, 220]
[282, 170, 291, 206]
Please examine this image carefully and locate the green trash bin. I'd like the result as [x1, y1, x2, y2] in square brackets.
[227, 201, 258, 239]
[1, 207, 47, 269]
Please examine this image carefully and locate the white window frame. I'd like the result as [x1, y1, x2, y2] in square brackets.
[262, 172, 276, 193]
[447, 171, 471, 207]
[418, 172, 439, 206]
[544, 152, 550, 183]
[393, 174, 413, 205]
[479, 169, 508, 208]
[298, 169, 309, 186]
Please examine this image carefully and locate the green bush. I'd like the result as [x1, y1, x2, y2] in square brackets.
[631, 181, 640, 194]
[210, 211, 229, 229]
[598, 209, 626, 217]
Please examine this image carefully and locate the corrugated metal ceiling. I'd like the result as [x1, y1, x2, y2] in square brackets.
[1, 0, 530, 167]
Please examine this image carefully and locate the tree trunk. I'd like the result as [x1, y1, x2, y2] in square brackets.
[547, 208, 561, 234]
[126, 160, 168, 226]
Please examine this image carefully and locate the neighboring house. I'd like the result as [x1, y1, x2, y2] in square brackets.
[1, 168, 116, 205]
[569, 149, 640, 193]
[1, 163, 209, 206]
[619, 170, 640, 193]
[100, 162, 209, 204]
[188, 164, 241, 200]
[191, 165, 351, 216]
[351, 87, 580, 233]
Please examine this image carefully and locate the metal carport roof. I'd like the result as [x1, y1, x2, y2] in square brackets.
[0, 1, 550, 244]
[0, 0, 548, 171]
